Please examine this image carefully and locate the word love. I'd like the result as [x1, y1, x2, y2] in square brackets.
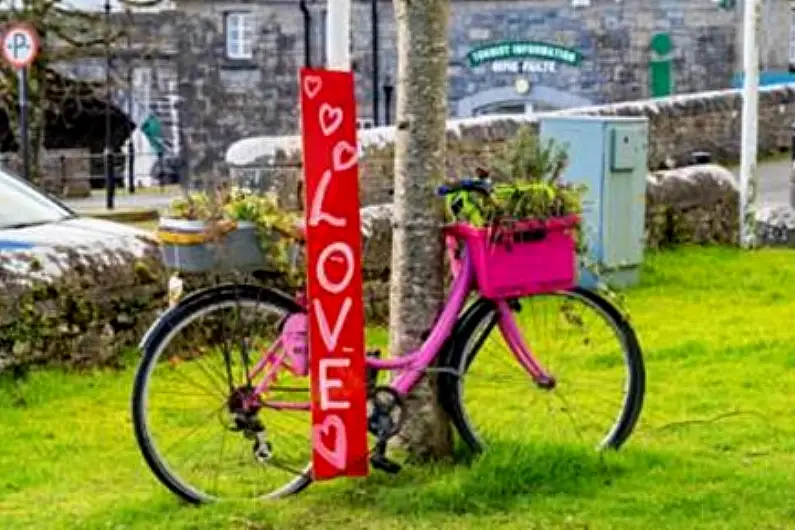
[299, 68, 369, 480]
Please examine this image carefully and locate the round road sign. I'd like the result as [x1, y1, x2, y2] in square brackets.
[2, 23, 40, 70]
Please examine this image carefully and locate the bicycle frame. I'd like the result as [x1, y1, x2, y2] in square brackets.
[246, 225, 555, 411]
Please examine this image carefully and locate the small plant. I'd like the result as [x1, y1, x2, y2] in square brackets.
[160, 184, 303, 283]
[445, 126, 586, 239]
[491, 125, 569, 184]
[164, 191, 217, 221]
[444, 126, 629, 318]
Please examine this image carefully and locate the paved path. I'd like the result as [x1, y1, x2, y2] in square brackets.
[63, 189, 180, 212]
[735, 158, 792, 208]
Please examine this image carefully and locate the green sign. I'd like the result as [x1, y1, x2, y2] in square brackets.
[140, 115, 166, 155]
[467, 41, 584, 67]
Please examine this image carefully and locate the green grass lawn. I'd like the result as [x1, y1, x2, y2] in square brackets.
[3, 246, 795, 529]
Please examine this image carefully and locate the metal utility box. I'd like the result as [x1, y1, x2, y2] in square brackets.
[538, 115, 649, 288]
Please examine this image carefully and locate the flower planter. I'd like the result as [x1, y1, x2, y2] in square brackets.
[453, 215, 580, 299]
[157, 218, 266, 273]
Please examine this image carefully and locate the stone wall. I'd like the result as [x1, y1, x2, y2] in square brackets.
[39, 149, 93, 198]
[553, 84, 795, 170]
[251, 83, 795, 208]
[0, 149, 92, 198]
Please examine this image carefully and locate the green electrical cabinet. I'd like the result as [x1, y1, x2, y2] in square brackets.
[539, 115, 649, 287]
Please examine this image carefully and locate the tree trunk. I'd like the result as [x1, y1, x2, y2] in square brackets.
[390, 0, 452, 460]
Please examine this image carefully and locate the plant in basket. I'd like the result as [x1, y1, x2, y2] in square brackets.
[157, 183, 302, 282]
[445, 126, 628, 315]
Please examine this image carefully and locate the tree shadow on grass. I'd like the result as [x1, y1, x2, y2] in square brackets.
[323, 439, 675, 517]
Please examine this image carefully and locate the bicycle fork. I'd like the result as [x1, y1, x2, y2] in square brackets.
[496, 299, 556, 390]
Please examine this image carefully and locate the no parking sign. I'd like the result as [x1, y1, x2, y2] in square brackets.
[2, 23, 39, 70]
[2, 22, 39, 181]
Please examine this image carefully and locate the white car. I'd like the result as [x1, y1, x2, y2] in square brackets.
[0, 166, 156, 281]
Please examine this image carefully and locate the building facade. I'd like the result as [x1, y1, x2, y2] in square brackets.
[51, 0, 794, 177]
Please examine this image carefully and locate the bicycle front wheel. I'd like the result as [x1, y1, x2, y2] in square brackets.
[131, 283, 313, 503]
[439, 286, 645, 454]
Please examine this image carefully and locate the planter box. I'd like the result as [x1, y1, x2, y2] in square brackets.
[157, 218, 266, 273]
[451, 215, 579, 299]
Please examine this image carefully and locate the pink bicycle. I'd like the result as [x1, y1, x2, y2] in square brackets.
[131, 179, 645, 503]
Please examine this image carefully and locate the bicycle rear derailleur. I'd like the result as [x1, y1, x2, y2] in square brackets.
[367, 385, 405, 474]
[227, 386, 273, 463]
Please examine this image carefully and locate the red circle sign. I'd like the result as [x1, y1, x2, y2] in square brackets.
[2, 23, 40, 69]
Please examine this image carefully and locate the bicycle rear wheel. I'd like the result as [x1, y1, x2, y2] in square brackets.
[438, 286, 645, 453]
[131, 284, 313, 503]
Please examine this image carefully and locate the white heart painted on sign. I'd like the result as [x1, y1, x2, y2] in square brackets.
[332, 141, 358, 172]
[319, 103, 343, 137]
[313, 414, 347, 470]
[303, 76, 322, 99]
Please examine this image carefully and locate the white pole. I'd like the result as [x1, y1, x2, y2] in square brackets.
[739, 0, 759, 248]
[326, 0, 351, 70]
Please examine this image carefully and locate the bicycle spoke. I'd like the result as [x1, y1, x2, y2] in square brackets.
[453, 289, 642, 452]
[134, 289, 314, 502]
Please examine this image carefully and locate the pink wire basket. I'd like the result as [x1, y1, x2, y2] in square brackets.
[451, 214, 580, 300]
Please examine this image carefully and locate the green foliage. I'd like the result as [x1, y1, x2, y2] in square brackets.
[444, 126, 585, 228]
[163, 185, 303, 285]
[0, 247, 171, 374]
[491, 125, 569, 183]
[164, 191, 217, 221]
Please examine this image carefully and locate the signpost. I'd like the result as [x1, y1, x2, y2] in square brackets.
[2, 23, 40, 181]
[299, 0, 369, 481]
[739, 0, 759, 248]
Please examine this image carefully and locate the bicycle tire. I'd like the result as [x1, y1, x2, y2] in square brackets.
[437, 286, 646, 453]
[131, 283, 312, 504]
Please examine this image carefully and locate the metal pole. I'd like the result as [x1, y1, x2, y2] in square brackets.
[370, 0, 380, 125]
[104, 0, 116, 210]
[300, 0, 312, 67]
[18, 67, 30, 181]
[739, 0, 759, 247]
[326, 0, 351, 71]
[126, 31, 135, 194]
[383, 78, 393, 125]
[790, 120, 795, 209]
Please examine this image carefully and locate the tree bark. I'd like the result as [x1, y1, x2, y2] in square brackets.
[390, 0, 453, 460]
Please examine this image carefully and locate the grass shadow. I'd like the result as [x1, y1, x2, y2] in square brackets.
[323, 439, 676, 517]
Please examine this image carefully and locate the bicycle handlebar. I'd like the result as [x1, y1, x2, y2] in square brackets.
[436, 178, 493, 197]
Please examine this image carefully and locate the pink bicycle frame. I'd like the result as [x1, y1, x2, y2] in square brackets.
[246, 225, 554, 411]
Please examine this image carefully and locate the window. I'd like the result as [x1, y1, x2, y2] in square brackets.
[133, 67, 152, 107]
[225, 12, 255, 60]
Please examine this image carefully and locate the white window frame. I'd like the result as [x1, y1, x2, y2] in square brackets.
[225, 12, 255, 60]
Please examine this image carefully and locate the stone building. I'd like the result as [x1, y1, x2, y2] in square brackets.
[161, 0, 794, 175]
[21, 0, 795, 179]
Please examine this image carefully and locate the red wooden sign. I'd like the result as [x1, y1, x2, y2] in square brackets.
[298, 68, 369, 480]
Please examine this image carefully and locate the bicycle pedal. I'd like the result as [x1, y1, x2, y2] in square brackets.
[370, 452, 402, 474]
